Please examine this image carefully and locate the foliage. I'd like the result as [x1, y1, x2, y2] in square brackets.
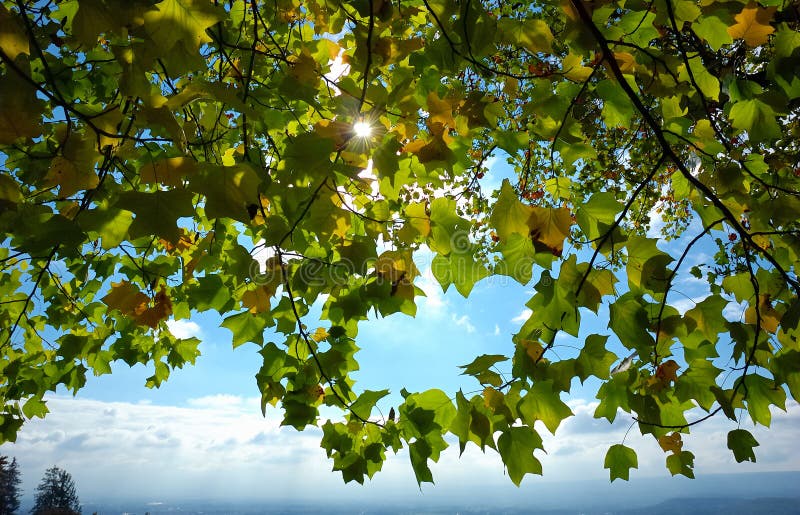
[31, 466, 81, 515]
[0, 0, 798, 486]
[0, 455, 22, 514]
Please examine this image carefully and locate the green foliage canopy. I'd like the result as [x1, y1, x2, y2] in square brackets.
[0, 0, 799, 485]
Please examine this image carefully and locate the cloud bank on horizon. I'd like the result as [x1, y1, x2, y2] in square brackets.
[6, 393, 798, 504]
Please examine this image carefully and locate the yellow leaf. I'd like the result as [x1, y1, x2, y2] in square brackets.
[249, 194, 271, 226]
[312, 327, 330, 342]
[426, 91, 458, 129]
[528, 207, 573, 256]
[135, 286, 173, 328]
[159, 229, 194, 253]
[614, 52, 637, 74]
[745, 294, 782, 333]
[520, 339, 544, 362]
[483, 387, 505, 411]
[0, 4, 29, 59]
[314, 119, 352, 148]
[658, 432, 683, 454]
[727, 3, 776, 47]
[242, 285, 273, 314]
[102, 281, 149, 316]
[43, 156, 99, 198]
[562, 52, 593, 82]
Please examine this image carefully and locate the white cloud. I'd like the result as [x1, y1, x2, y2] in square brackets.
[494, 324, 501, 336]
[451, 314, 476, 333]
[186, 394, 247, 410]
[166, 319, 202, 340]
[511, 308, 532, 324]
[4, 395, 799, 507]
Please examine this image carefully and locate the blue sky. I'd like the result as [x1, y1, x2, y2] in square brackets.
[4, 158, 800, 507]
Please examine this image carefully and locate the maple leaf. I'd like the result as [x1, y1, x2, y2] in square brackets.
[242, 285, 273, 314]
[528, 207, 572, 256]
[744, 294, 782, 333]
[658, 432, 683, 454]
[42, 156, 100, 198]
[136, 286, 173, 328]
[426, 92, 457, 129]
[726, 3, 776, 47]
[143, 0, 223, 52]
[648, 359, 680, 391]
[0, 4, 29, 59]
[141, 157, 196, 187]
[102, 281, 149, 317]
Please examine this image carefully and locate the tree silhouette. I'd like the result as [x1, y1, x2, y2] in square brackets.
[0, 455, 21, 514]
[31, 466, 80, 515]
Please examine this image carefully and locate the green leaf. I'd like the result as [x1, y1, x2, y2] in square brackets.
[459, 354, 508, 387]
[190, 163, 262, 222]
[693, 15, 734, 50]
[576, 192, 622, 242]
[496, 19, 553, 54]
[575, 334, 616, 382]
[596, 80, 634, 128]
[609, 293, 655, 352]
[115, 190, 195, 242]
[518, 381, 573, 434]
[79, 208, 134, 249]
[595, 372, 633, 422]
[428, 197, 470, 256]
[491, 180, 533, 242]
[625, 236, 674, 293]
[349, 389, 389, 420]
[498, 426, 543, 486]
[22, 396, 49, 419]
[220, 311, 268, 347]
[431, 250, 489, 297]
[604, 444, 638, 482]
[742, 374, 786, 426]
[143, 0, 223, 52]
[729, 99, 782, 142]
[495, 233, 536, 285]
[666, 450, 695, 478]
[727, 429, 759, 463]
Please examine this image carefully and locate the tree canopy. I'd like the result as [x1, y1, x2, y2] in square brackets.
[0, 0, 798, 486]
[32, 466, 81, 515]
[0, 455, 22, 514]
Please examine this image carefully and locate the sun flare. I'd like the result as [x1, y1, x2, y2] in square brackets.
[352, 120, 372, 138]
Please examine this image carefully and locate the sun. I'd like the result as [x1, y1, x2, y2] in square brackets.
[352, 120, 372, 138]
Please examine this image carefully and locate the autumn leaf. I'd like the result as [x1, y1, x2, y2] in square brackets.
[102, 281, 149, 317]
[528, 207, 572, 256]
[658, 432, 683, 454]
[0, 4, 29, 59]
[727, 3, 776, 47]
[744, 294, 782, 333]
[242, 285, 273, 314]
[656, 360, 680, 385]
[135, 285, 173, 328]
